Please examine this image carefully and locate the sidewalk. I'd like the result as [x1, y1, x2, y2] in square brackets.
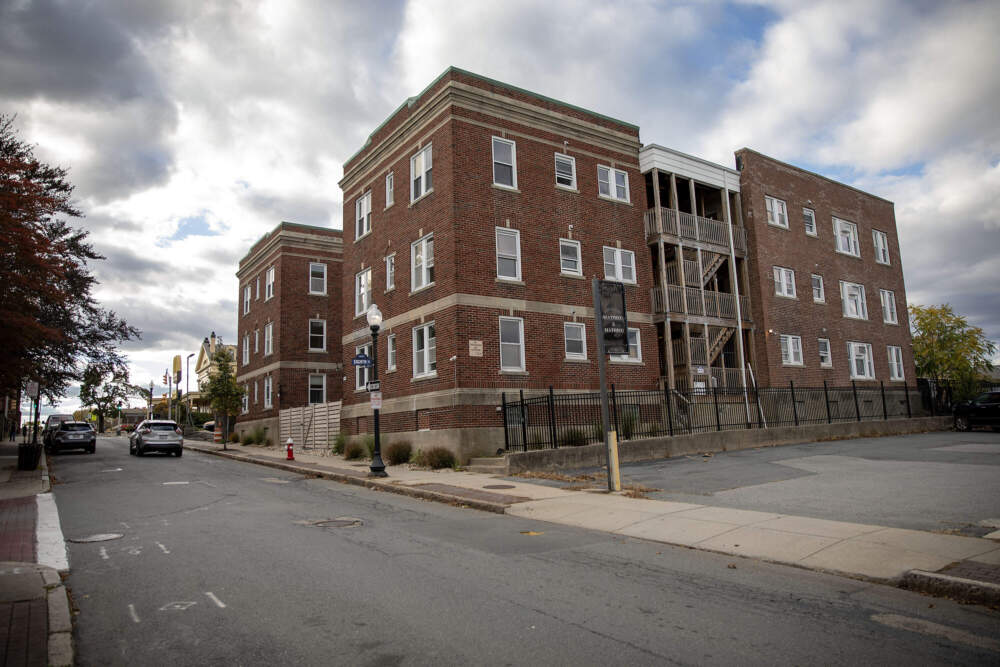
[0, 443, 73, 667]
[187, 440, 1000, 607]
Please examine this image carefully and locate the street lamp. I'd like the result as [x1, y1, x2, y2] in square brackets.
[366, 303, 387, 477]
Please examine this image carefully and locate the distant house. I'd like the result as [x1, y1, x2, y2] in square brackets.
[192, 331, 237, 411]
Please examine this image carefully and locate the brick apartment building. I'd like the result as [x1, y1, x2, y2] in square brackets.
[234, 222, 343, 441]
[736, 149, 915, 387]
[338, 67, 660, 459]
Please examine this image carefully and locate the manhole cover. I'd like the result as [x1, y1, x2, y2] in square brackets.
[69, 533, 123, 543]
[296, 517, 363, 528]
[483, 484, 516, 490]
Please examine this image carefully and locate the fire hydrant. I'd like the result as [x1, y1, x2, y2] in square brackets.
[286, 437, 295, 461]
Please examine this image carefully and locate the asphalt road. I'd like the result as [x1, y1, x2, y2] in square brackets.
[553, 431, 1000, 536]
[51, 435, 999, 666]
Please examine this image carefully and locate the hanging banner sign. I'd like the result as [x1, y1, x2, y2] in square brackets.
[598, 280, 628, 355]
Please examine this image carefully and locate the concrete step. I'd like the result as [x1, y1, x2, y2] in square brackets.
[466, 457, 507, 475]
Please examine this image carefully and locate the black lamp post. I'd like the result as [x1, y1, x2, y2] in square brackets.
[366, 304, 387, 477]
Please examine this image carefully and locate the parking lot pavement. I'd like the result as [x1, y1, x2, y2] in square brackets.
[555, 430, 1000, 536]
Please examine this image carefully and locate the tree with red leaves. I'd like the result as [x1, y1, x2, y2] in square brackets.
[0, 114, 139, 402]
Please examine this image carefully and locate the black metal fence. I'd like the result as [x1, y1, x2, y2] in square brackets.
[501, 380, 953, 453]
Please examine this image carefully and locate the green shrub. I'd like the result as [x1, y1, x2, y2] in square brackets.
[363, 434, 376, 458]
[560, 428, 589, 447]
[331, 432, 346, 455]
[424, 446, 455, 469]
[240, 432, 252, 445]
[250, 426, 267, 444]
[385, 441, 412, 465]
[344, 442, 364, 460]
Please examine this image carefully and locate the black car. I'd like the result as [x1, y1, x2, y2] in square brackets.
[45, 421, 96, 454]
[953, 391, 1000, 431]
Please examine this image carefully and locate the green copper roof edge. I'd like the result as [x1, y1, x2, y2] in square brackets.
[343, 66, 639, 168]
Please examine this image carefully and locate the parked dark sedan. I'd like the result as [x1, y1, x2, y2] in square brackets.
[953, 391, 1000, 431]
[45, 421, 96, 454]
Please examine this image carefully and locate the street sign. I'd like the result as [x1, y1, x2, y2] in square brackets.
[366, 380, 381, 392]
[26, 382, 39, 399]
[369, 391, 382, 410]
[598, 280, 628, 355]
[351, 354, 373, 367]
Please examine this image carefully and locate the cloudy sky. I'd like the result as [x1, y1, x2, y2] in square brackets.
[3, 0, 998, 415]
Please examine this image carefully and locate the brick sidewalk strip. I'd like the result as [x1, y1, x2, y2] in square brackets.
[0, 499, 36, 563]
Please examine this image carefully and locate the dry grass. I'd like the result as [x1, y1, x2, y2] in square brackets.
[621, 483, 662, 499]
[513, 470, 599, 483]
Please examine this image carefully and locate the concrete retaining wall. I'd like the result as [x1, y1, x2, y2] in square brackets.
[507, 416, 952, 473]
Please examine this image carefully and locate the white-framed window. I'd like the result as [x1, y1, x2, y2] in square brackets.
[563, 322, 586, 360]
[308, 319, 325, 351]
[243, 285, 251, 315]
[265, 266, 275, 300]
[811, 274, 825, 303]
[780, 334, 803, 365]
[840, 281, 868, 320]
[355, 191, 372, 240]
[412, 322, 436, 378]
[309, 262, 326, 295]
[495, 227, 521, 281]
[773, 266, 796, 298]
[848, 341, 875, 379]
[834, 217, 860, 256]
[410, 144, 432, 201]
[411, 234, 434, 291]
[555, 153, 576, 189]
[263, 376, 273, 408]
[308, 374, 325, 405]
[385, 254, 395, 290]
[355, 343, 371, 390]
[253, 381, 258, 404]
[355, 267, 372, 316]
[818, 338, 832, 367]
[255, 277, 260, 300]
[559, 238, 582, 276]
[597, 165, 629, 202]
[873, 230, 890, 265]
[499, 316, 525, 371]
[492, 137, 517, 189]
[387, 334, 396, 371]
[242, 385, 249, 414]
[603, 246, 636, 283]
[242, 334, 250, 366]
[612, 328, 642, 362]
[880, 289, 898, 324]
[803, 207, 816, 236]
[385, 172, 394, 208]
[887, 345, 905, 380]
[766, 196, 788, 228]
[264, 322, 273, 355]
[254, 329, 259, 353]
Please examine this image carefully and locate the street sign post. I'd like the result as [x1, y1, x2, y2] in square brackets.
[592, 279, 624, 492]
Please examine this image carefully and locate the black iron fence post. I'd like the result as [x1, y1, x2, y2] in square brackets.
[713, 387, 721, 431]
[501, 392, 509, 451]
[547, 386, 557, 448]
[852, 381, 861, 422]
[519, 389, 528, 449]
[665, 386, 674, 437]
[880, 381, 887, 420]
[823, 380, 832, 424]
[611, 384, 620, 438]
[904, 383, 911, 418]
[757, 389, 764, 429]
[790, 380, 799, 426]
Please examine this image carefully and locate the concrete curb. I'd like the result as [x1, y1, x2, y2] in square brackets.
[900, 569, 1000, 607]
[184, 444, 509, 514]
[38, 566, 73, 667]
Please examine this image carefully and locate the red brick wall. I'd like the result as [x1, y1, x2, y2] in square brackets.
[737, 149, 915, 387]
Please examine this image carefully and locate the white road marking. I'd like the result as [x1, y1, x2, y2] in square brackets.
[163, 481, 189, 485]
[126, 546, 142, 556]
[205, 592, 227, 608]
[871, 614, 1000, 653]
[99, 547, 109, 560]
[160, 601, 196, 611]
[156, 542, 170, 555]
[128, 604, 141, 623]
[120, 522, 130, 529]
[35, 494, 69, 571]
[101, 468, 123, 472]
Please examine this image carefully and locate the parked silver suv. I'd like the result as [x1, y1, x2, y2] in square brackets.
[45, 421, 96, 454]
[129, 420, 184, 457]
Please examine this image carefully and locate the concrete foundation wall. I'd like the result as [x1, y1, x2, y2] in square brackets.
[234, 416, 279, 445]
[507, 416, 952, 473]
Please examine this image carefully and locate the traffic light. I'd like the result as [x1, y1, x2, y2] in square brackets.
[163, 373, 168, 385]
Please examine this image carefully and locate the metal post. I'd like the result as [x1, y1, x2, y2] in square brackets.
[852, 380, 861, 422]
[713, 386, 721, 431]
[368, 325, 386, 477]
[592, 279, 621, 492]
[664, 386, 673, 437]
[501, 393, 510, 452]
[880, 381, 887, 420]
[548, 386, 557, 448]
[790, 380, 798, 426]
[519, 389, 528, 451]
[904, 383, 911, 419]
[823, 380, 831, 424]
[31, 396, 40, 445]
[611, 384, 620, 439]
